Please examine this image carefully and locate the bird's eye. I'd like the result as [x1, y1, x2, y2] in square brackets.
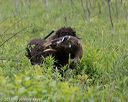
[63, 36, 70, 42]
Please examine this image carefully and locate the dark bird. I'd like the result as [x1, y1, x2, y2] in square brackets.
[50, 35, 83, 68]
[26, 27, 83, 69]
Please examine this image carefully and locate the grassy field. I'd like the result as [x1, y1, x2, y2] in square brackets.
[0, 0, 128, 101]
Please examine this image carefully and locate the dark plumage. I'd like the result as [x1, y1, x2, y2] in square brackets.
[26, 27, 83, 69]
[49, 27, 79, 40]
[26, 39, 56, 65]
[50, 35, 83, 68]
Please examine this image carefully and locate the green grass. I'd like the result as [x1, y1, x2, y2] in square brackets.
[0, 0, 128, 101]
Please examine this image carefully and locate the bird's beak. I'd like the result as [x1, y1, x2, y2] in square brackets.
[43, 48, 56, 53]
